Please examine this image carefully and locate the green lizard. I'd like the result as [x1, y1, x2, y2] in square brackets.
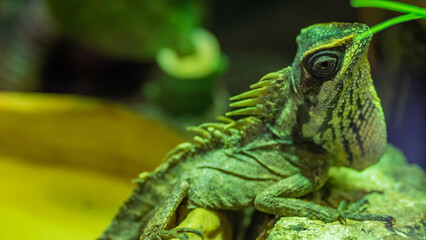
[99, 22, 393, 240]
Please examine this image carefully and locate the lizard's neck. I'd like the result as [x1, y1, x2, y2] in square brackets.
[270, 82, 298, 142]
[325, 59, 387, 169]
[283, 58, 387, 169]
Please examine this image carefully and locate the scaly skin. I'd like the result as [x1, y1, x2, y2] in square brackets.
[99, 22, 391, 240]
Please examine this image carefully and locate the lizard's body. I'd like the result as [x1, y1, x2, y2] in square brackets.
[100, 22, 391, 240]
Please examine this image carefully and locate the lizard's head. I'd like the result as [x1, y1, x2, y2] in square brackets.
[291, 22, 387, 170]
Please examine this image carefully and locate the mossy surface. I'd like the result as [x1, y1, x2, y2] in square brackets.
[266, 145, 426, 239]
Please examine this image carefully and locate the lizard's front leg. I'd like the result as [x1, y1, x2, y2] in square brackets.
[255, 174, 340, 222]
[140, 180, 203, 240]
[254, 174, 394, 224]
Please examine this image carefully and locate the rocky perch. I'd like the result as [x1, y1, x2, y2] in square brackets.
[264, 145, 425, 240]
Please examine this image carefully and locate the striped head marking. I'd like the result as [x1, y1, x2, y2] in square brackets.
[291, 22, 387, 170]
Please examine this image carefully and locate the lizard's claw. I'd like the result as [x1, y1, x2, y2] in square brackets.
[156, 228, 204, 240]
[337, 199, 396, 226]
[346, 198, 369, 213]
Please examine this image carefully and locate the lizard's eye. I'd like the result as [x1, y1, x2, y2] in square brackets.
[307, 50, 342, 79]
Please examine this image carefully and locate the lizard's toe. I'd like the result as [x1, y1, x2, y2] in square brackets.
[336, 199, 395, 226]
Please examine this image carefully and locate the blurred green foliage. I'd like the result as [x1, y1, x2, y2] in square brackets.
[47, 0, 204, 60]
